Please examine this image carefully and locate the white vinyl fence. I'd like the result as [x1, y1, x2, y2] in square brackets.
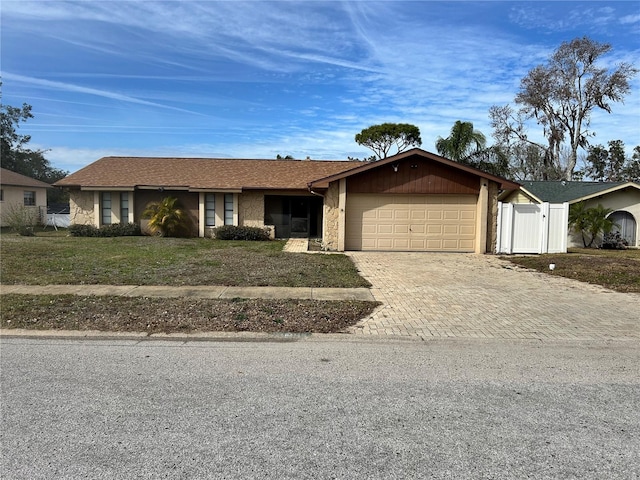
[45, 213, 71, 229]
[40, 206, 71, 229]
[496, 202, 569, 254]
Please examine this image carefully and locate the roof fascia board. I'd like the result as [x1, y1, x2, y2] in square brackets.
[518, 187, 544, 203]
[136, 186, 190, 191]
[81, 186, 135, 191]
[2, 183, 52, 189]
[189, 188, 242, 193]
[568, 182, 640, 204]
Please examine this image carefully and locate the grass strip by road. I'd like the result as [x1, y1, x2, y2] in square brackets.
[503, 248, 640, 294]
[0, 235, 370, 288]
[0, 294, 378, 334]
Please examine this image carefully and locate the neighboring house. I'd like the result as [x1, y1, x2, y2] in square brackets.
[500, 181, 640, 248]
[54, 148, 519, 253]
[0, 168, 51, 227]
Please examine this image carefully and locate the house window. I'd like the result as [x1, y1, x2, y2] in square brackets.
[120, 192, 129, 222]
[224, 193, 234, 225]
[101, 192, 112, 225]
[205, 193, 216, 226]
[24, 191, 36, 206]
[0, 189, 3, 201]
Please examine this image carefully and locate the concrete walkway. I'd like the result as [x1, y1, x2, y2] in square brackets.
[347, 252, 640, 340]
[0, 284, 374, 302]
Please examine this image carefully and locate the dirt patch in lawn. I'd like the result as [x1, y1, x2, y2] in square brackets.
[0, 295, 379, 334]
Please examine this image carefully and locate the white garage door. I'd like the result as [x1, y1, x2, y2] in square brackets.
[346, 194, 477, 251]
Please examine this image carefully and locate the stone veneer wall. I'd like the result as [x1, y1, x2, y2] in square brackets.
[486, 181, 499, 253]
[69, 190, 96, 225]
[238, 191, 265, 228]
[322, 182, 340, 250]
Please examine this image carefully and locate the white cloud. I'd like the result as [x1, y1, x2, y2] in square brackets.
[3, 73, 205, 115]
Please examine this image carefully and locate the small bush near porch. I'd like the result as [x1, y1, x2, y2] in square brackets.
[0, 235, 370, 288]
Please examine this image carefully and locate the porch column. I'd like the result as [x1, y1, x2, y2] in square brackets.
[93, 191, 100, 227]
[198, 193, 205, 237]
[475, 179, 489, 254]
[338, 178, 346, 251]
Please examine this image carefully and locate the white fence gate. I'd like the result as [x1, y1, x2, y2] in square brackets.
[496, 202, 569, 254]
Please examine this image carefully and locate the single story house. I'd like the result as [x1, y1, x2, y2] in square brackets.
[54, 148, 519, 253]
[500, 181, 640, 248]
[0, 168, 51, 227]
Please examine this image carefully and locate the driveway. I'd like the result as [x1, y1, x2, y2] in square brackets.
[348, 252, 640, 340]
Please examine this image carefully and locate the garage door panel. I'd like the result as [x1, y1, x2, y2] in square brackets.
[459, 239, 475, 250]
[346, 194, 477, 252]
[393, 239, 409, 249]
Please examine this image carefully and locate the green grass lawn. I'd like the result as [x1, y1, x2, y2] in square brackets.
[0, 233, 370, 288]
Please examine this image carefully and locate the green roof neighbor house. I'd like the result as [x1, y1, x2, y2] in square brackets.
[500, 181, 640, 248]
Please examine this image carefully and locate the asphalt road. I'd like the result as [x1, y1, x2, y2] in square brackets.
[1, 336, 639, 479]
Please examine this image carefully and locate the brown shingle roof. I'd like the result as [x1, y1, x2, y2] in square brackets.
[1, 168, 53, 189]
[54, 157, 358, 190]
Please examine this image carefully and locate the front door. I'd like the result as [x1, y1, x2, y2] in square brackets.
[290, 198, 310, 238]
[264, 195, 322, 239]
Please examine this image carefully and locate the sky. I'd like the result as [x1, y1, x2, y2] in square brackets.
[1, 1, 639, 174]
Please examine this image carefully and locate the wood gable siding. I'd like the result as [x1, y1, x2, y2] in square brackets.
[346, 158, 480, 195]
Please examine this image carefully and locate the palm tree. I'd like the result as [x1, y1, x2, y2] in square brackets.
[142, 196, 195, 238]
[436, 121, 487, 164]
[569, 202, 617, 247]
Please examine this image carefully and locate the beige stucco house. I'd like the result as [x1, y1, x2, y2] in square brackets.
[500, 181, 640, 248]
[0, 168, 51, 227]
[55, 149, 519, 253]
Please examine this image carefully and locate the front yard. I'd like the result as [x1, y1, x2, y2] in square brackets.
[0, 232, 376, 334]
[0, 234, 370, 288]
[504, 248, 640, 294]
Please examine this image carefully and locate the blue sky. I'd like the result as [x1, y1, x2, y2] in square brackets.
[2, 1, 639, 173]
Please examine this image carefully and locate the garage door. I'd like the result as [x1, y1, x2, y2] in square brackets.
[345, 194, 477, 251]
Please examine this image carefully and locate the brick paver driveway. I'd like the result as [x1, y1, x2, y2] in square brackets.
[348, 252, 640, 340]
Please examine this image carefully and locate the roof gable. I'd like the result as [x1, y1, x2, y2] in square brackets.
[55, 157, 357, 191]
[519, 181, 639, 203]
[1, 168, 53, 189]
[308, 148, 520, 190]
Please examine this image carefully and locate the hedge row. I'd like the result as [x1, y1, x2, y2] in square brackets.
[69, 223, 142, 237]
[213, 225, 271, 241]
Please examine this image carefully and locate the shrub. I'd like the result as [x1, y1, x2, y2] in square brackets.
[213, 225, 271, 241]
[602, 232, 628, 250]
[3, 203, 39, 236]
[69, 223, 141, 237]
[69, 224, 99, 237]
[99, 223, 142, 237]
